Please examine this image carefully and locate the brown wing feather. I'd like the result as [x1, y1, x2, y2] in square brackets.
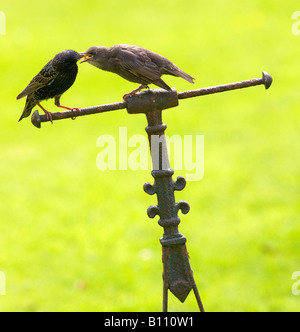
[115, 49, 161, 83]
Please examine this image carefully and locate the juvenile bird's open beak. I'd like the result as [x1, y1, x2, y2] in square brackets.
[78, 52, 92, 63]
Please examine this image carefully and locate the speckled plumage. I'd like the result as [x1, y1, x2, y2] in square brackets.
[17, 50, 80, 122]
[81, 44, 194, 94]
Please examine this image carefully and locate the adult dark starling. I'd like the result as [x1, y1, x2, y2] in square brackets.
[80, 44, 195, 97]
[17, 49, 81, 122]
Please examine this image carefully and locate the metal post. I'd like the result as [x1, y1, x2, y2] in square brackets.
[126, 92, 205, 311]
[30, 72, 272, 311]
[144, 110, 204, 311]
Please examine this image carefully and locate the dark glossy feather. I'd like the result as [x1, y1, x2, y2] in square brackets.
[17, 50, 80, 121]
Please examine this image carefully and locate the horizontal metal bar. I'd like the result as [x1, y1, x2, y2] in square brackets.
[177, 71, 272, 99]
[31, 71, 272, 128]
[31, 101, 126, 128]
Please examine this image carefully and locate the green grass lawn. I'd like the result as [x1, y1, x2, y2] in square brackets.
[0, 0, 299, 311]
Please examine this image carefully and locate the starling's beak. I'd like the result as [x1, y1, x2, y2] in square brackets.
[79, 52, 92, 63]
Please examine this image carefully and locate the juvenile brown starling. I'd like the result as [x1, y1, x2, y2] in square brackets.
[17, 50, 81, 122]
[80, 44, 195, 97]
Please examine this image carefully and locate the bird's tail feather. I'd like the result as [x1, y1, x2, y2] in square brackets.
[18, 96, 36, 122]
[153, 78, 172, 91]
[164, 66, 195, 84]
[176, 69, 195, 84]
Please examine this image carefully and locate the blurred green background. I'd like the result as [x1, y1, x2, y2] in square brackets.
[0, 0, 299, 312]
